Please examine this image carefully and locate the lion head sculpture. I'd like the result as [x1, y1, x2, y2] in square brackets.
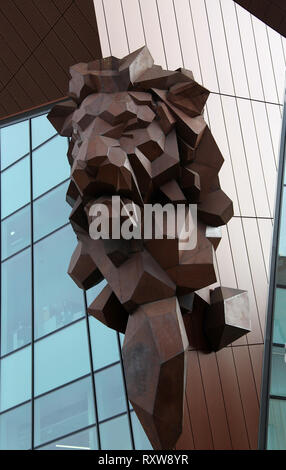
[48, 46, 250, 450]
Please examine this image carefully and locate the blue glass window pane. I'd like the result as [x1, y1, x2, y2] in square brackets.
[0, 346, 31, 411]
[86, 280, 107, 305]
[0, 120, 29, 170]
[1, 157, 30, 219]
[89, 316, 120, 371]
[270, 345, 286, 397]
[0, 402, 31, 450]
[87, 281, 123, 371]
[34, 320, 91, 396]
[32, 114, 57, 149]
[34, 376, 95, 447]
[95, 363, 126, 421]
[1, 205, 31, 259]
[34, 225, 85, 338]
[32, 136, 69, 199]
[38, 426, 98, 450]
[131, 412, 152, 450]
[100, 414, 132, 450]
[272, 288, 286, 344]
[119, 333, 124, 347]
[1, 248, 31, 355]
[267, 399, 286, 449]
[33, 181, 70, 241]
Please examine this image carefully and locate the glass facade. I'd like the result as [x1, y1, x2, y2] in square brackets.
[0, 110, 152, 450]
[261, 93, 286, 449]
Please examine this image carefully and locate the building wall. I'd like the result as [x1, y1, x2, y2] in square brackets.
[93, 0, 286, 449]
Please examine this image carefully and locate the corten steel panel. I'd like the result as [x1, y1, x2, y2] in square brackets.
[175, 393, 195, 450]
[197, 352, 232, 449]
[232, 346, 260, 449]
[216, 348, 250, 449]
[0, 0, 102, 120]
[93, 0, 283, 449]
[249, 344, 264, 403]
[234, 0, 286, 38]
[176, 347, 261, 450]
[184, 351, 214, 449]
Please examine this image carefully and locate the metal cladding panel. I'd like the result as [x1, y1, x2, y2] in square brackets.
[93, 0, 284, 449]
[0, 0, 102, 120]
[234, 0, 286, 38]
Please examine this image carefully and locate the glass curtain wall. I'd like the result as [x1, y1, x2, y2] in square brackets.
[0, 109, 151, 451]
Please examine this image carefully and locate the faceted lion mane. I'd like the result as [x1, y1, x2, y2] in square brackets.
[48, 46, 250, 450]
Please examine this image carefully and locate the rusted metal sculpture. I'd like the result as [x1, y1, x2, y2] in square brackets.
[48, 46, 251, 450]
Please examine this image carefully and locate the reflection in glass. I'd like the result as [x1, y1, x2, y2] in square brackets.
[32, 136, 69, 199]
[1, 248, 31, 355]
[0, 120, 29, 170]
[34, 320, 91, 396]
[34, 376, 95, 447]
[32, 113, 57, 149]
[0, 402, 31, 450]
[0, 346, 31, 411]
[33, 181, 70, 241]
[131, 412, 152, 450]
[1, 157, 30, 219]
[100, 414, 132, 450]
[38, 426, 98, 450]
[119, 333, 124, 348]
[267, 399, 286, 449]
[270, 345, 286, 397]
[1, 205, 31, 259]
[34, 226, 85, 338]
[86, 280, 107, 305]
[95, 363, 127, 421]
[272, 288, 286, 344]
[89, 316, 120, 371]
